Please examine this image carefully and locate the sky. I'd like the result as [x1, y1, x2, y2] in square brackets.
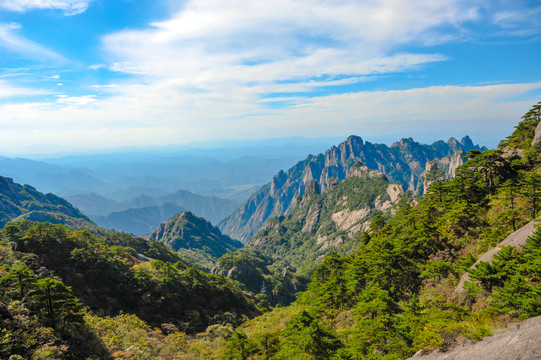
[0, 0, 540, 156]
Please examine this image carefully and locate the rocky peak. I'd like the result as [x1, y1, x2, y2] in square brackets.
[446, 137, 459, 149]
[219, 134, 485, 243]
[460, 135, 474, 148]
[391, 137, 416, 149]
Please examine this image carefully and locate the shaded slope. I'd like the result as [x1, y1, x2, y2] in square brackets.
[0, 176, 101, 232]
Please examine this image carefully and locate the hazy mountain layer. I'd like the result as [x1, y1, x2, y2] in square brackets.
[77, 188, 242, 236]
[219, 135, 484, 243]
[93, 202, 186, 236]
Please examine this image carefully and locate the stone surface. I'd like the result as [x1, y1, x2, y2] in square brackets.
[532, 120, 541, 147]
[456, 218, 539, 293]
[408, 315, 541, 360]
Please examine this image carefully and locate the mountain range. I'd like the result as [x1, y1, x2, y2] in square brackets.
[219, 135, 485, 243]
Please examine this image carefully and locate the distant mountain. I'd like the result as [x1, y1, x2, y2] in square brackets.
[93, 203, 186, 236]
[147, 211, 243, 271]
[0, 176, 101, 232]
[219, 135, 485, 243]
[122, 190, 241, 225]
[75, 189, 242, 236]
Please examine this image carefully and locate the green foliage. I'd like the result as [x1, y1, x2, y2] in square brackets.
[278, 311, 342, 360]
[468, 227, 541, 319]
[0, 221, 258, 335]
[225, 102, 541, 359]
[222, 332, 258, 360]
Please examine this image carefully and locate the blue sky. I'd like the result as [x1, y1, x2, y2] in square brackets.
[0, 0, 540, 155]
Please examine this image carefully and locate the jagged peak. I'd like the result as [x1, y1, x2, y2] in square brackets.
[460, 135, 474, 148]
[446, 137, 459, 147]
[346, 135, 363, 145]
[391, 137, 416, 148]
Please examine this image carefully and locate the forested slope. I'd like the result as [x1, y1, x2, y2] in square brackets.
[212, 101, 541, 359]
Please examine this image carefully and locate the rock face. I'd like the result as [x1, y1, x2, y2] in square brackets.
[455, 218, 538, 293]
[244, 162, 405, 273]
[532, 120, 541, 147]
[148, 211, 243, 271]
[219, 135, 484, 243]
[0, 176, 97, 231]
[408, 315, 541, 360]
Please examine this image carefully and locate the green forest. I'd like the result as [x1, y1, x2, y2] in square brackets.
[1, 102, 541, 359]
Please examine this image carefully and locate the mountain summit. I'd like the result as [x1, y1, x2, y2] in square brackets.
[219, 135, 484, 243]
[147, 211, 243, 271]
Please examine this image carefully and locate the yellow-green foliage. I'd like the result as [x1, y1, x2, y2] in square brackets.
[86, 312, 190, 360]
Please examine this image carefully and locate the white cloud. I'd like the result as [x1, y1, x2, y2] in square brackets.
[0, 22, 66, 62]
[0, 0, 91, 15]
[0, 79, 49, 98]
[0, 82, 539, 154]
[104, 0, 476, 85]
[56, 94, 96, 105]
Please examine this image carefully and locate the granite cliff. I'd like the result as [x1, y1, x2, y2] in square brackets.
[219, 135, 484, 242]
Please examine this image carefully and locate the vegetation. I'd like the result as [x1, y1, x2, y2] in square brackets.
[0, 220, 258, 359]
[244, 172, 401, 276]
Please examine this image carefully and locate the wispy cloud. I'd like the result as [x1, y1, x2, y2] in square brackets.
[0, 0, 92, 15]
[0, 79, 49, 98]
[0, 82, 539, 154]
[0, 22, 66, 63]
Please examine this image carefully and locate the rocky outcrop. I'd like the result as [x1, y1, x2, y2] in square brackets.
[455, 218, 539, 294]
[244, 166, 406, 273]
[408, 315, 541, 360]
[532, 120, 541, 147]
[219, 136, 484, 243]
[148, 211, 243, 271]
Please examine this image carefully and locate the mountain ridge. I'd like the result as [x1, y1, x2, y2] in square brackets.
[219, 135, 485, 243]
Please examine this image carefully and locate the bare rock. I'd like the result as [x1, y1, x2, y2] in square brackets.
[532, 121, 541, 147]
[456, 218, 538, 294]
[331, 207, 370, 231]
[387, 183, 405, 203]
[408, 315, 541, 360]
